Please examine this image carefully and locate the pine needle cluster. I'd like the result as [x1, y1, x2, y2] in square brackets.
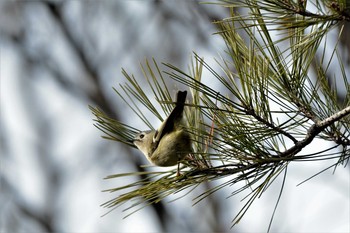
[90, 0, 350, 228]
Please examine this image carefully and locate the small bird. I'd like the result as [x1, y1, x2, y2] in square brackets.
[132, 91, 192, 172]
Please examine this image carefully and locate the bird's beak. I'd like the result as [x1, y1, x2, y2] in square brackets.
[127, 139, 135, 143]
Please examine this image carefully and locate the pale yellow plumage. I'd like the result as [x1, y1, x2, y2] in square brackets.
[132, 91, 192, 167]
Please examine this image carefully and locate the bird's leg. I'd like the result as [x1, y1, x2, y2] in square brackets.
[176, 161, 181, 176]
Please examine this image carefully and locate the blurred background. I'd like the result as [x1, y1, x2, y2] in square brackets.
[1, 1, 349, 232]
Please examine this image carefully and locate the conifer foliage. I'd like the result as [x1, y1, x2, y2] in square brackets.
[91, 0, 350, 229]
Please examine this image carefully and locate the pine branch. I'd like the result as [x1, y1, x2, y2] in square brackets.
[279, 106, 350, 157]
[91, 0, 350, 230]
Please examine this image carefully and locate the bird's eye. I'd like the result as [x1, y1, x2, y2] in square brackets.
[139, 134, 145, 139]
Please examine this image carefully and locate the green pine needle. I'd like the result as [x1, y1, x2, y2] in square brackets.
[91, 0, 350, 229]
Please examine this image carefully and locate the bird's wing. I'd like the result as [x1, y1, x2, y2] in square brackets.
[153, 90, 187, 145]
